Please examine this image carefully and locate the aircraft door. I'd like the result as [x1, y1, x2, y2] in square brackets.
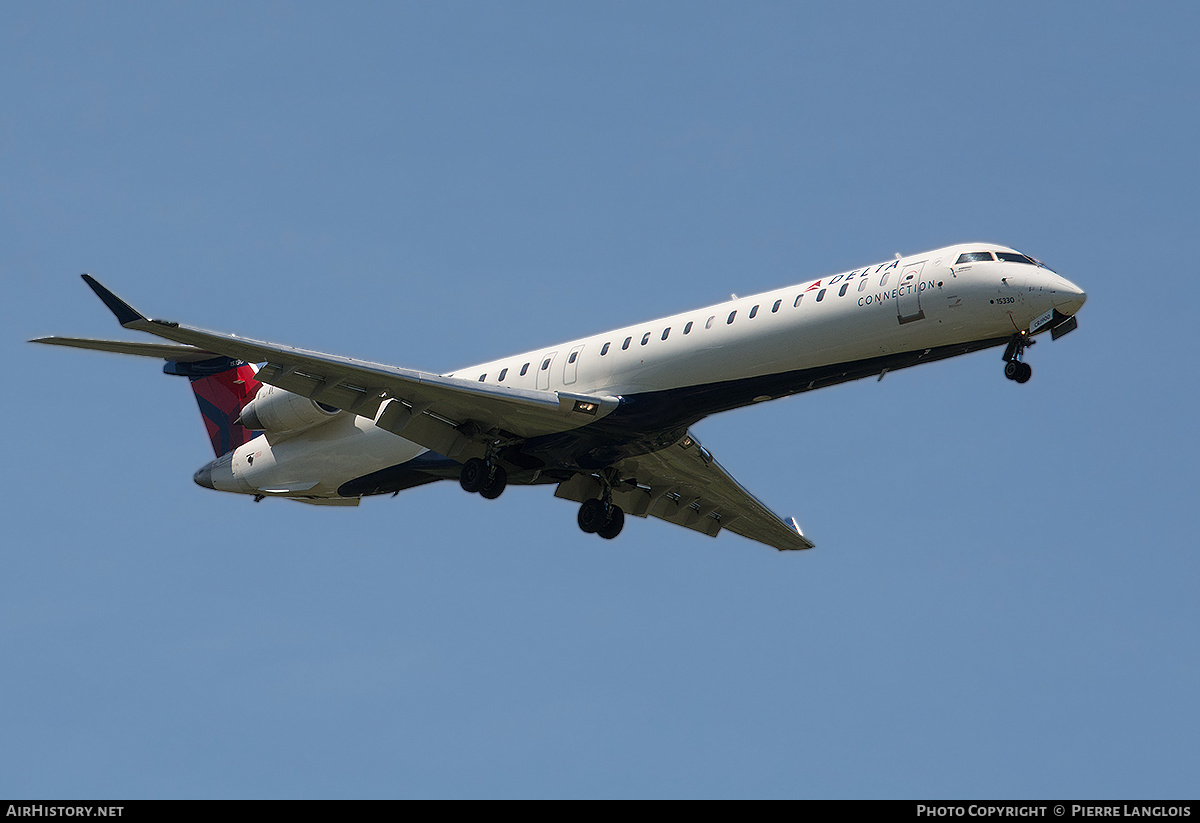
[897, 262, 926, 324]
[537, 351, 557, 390]
[563, 345, 584, 385]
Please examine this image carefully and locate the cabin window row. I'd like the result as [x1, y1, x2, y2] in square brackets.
[478, 356, 550, 383]
[475, 270, 894, 381]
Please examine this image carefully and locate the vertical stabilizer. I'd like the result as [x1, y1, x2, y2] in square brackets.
[164, 356, 262, 457]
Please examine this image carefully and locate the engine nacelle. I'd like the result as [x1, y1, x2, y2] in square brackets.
[238, 384, 343, 434]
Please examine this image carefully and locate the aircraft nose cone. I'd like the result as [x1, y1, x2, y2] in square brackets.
[193, 464, 215, 489]
[1053, 276, 1087, 315]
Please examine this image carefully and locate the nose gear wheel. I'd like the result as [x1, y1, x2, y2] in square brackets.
[1002, 332, 1034, 384]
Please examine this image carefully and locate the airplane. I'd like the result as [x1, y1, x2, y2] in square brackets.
[32, 242, 1085, 552]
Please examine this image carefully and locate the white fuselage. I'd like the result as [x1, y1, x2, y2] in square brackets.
[212, 243, 1086, 499]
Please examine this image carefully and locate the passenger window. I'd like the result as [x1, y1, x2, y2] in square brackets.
[706, 315, 716, 329]
[661, 328, 670, 341]
[520, 363, 529, 376]
[541, 358, 550, 371]
[568, 351, 577, 364]
[838, 283, 849, 297]
[749, 305, 759, 319]
[816, 289, 826, 302]
[858, 278, 868, 292]
[601, 342, 610, 356]
[622, 337, 631, 350]
[684, 321, 693, 334]
[727, 310, 737, 324]
[641, 332, 650, 346]
[880, 273, 889, 287]
[498, 368, 508, 381]
[772, 299, 781, 313]
[794, 294, 803, 307]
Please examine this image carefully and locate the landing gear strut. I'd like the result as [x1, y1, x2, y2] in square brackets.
[1002, 332, 1034, 384]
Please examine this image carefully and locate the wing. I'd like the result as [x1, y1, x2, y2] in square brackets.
[555, 432, 814, 551]
[29, 336, 219, 362]
[63, 276, 620, 462]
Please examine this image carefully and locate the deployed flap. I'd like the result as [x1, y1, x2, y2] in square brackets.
[558, 432, 813, 552]
[76, 276, 621, 454]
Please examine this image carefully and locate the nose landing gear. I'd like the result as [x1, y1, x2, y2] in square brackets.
[1002, 332, 1034, 384]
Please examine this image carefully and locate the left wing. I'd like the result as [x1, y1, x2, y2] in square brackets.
[555, 432, 814, 551]
[70, 276, 620, 461]
[29, 337, 219, 362]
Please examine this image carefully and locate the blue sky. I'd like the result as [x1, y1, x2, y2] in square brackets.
[2, 1, 1197, 799]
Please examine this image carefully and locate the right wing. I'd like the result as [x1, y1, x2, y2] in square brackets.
[555, 432, 814, 551]
[53, 275, 621, 461]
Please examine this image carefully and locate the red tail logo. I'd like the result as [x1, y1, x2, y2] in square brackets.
[189, 363, 262, 457]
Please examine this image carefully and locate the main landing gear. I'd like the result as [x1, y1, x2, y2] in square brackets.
[575, 469, 625, 539]
[577, 497, 625, 540]
[1002, 332, 1034, 384]
[459, 456, 507, 499]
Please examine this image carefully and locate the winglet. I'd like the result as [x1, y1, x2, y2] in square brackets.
[81, 274, 146, 327]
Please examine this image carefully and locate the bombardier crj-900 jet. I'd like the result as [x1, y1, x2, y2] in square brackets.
[34, 243, 1085, 551]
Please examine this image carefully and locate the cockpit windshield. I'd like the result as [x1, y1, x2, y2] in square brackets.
[956, 249, 1057, 272]
[1002, 251, 1057, 272]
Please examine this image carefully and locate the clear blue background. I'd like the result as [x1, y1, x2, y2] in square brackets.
[2, 1, 1196, 799]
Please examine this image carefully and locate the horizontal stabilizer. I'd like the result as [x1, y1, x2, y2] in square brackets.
[30, 337, 218, 362]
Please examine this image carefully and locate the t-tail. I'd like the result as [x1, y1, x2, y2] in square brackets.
[30, 272, 264, 458]
[32, 278, 265, 460]
[30, 334, 264, 457]
[165, 356, 262, 457]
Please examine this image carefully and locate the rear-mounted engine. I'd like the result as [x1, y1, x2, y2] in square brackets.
[237, 384, 343, 434]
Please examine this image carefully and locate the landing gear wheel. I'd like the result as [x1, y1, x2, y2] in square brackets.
[459, 458, 487, 493]
[577, 498, 606, 533]
[1002, 332, 1035, 384]
[597, 505, 625, 539]
[479, 465, 508, 499]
